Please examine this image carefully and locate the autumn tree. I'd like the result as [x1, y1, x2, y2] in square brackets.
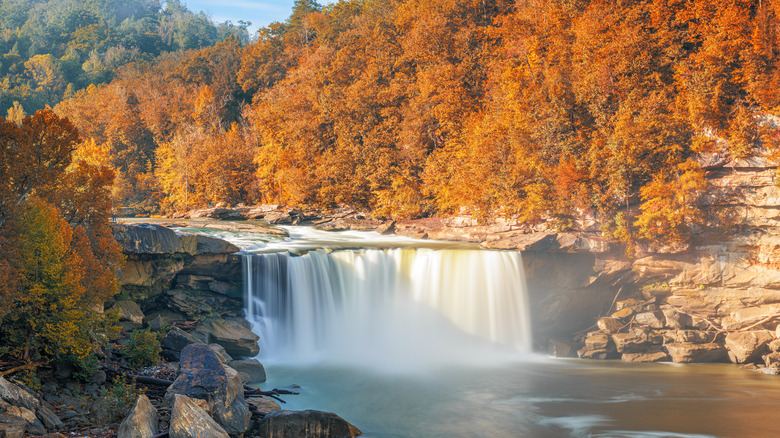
[0, 108, 121, 372]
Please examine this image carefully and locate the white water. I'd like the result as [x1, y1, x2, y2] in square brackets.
[243, 244, 531, 371]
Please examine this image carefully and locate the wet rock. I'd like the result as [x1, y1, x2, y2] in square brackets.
[725, 330, 774, 364]
[194, 318, 260, 357]
[169, 395, 229, 438]
[577, 348, 615, 360]
[117, 395, 158, 438]
[161, 327, 204, 361]
[634, 311, 666, 329]
[165, 343, 251, 436]
[229, 359, 266, 383]
[621, 351, 670, 362]
[597, 317, 623, 334]
[255, 410, 362, 438]
[664, 343, 729, 363]
[246, 396, 281, 414]
[547, 338, 577, 358]
[611, 333, 646, 353]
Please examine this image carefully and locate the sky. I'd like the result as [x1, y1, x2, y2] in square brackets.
[182, 0, 336, 34]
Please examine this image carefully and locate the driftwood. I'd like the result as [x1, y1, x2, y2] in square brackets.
[131, 375, 175, 386]
[129, 375, 301, 402]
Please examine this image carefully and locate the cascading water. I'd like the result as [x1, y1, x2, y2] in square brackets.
[243, 245, 532, 370]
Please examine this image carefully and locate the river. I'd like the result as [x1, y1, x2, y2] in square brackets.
[179, 225, 780, 438]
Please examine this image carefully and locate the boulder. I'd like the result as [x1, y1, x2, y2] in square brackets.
[169, 395, 229, 438]
[634, 311, 666, 329]
[664, 343, 729, 363]
[255, 410, 362, 438]
[161, 327, 204, 361]
[229, 359, 267, 383]
[165, 344, 251, 436]
[111, 300, 145, 327]
[597, 317, 623, 334]
[194, 318, 260, 357]
[725, 330, 774, 364]
[246, 396, 281, 414]
[264, 211, 293, 224]
[117, 395, 158, 438]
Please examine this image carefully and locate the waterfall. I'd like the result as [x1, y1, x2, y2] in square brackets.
[244, 247, 532, 369]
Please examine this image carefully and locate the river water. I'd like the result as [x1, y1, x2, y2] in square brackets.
[179, 225, 780, 438]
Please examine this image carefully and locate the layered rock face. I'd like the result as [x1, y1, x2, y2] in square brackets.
[112, 223, 246, 335]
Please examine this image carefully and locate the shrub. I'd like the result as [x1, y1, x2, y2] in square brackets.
[122, 329, 162, 368]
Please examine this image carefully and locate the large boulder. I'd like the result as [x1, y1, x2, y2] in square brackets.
[161, 327, 204, 361]
[256, 410, 362, 438]
[117, 394, 158, 438]
[165, 344, 251, 436]
[194, 318, 260, 357]
[725, 330, 774, 364]
[169, 395, 229, 438]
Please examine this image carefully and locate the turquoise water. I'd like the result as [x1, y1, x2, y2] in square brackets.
[260, 358, 780, 438]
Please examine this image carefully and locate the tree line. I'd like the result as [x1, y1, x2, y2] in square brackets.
[55, 0, 780, 246]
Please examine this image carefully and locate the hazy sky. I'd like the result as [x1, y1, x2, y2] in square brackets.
[182, 0, 335, 34]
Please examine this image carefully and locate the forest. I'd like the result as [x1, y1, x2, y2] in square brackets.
[1, 0, 780, 372]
